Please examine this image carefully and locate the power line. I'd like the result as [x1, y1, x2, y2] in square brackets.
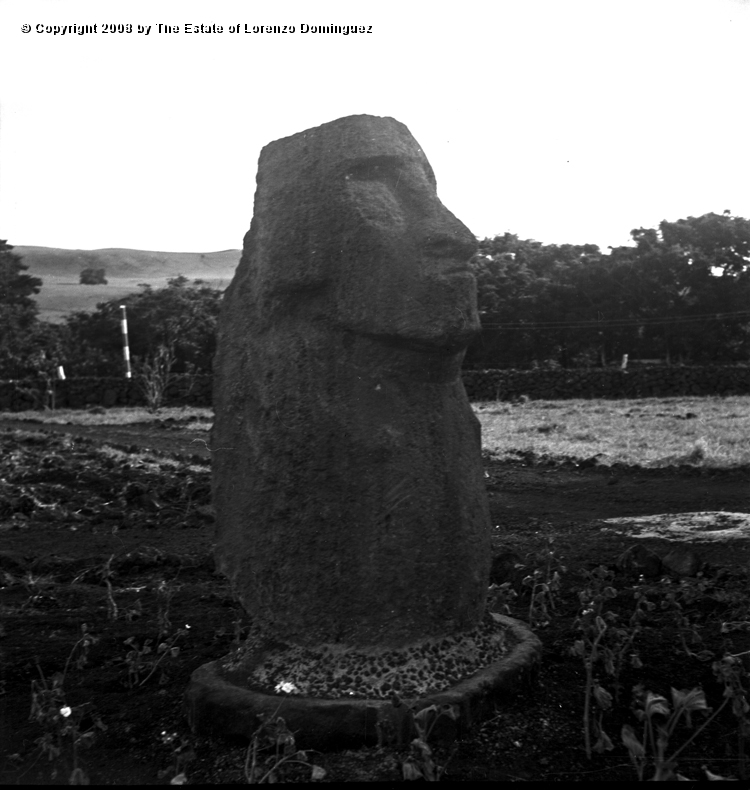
[480, 310, 750, 330]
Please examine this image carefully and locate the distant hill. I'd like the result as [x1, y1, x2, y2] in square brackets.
[15, 246, 241, 280]
[14, 246, 242, 324]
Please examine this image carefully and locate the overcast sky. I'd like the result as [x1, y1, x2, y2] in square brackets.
[1, 0, 749, 253]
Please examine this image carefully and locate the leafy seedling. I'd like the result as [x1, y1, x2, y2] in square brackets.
[621, 685, 729, 781]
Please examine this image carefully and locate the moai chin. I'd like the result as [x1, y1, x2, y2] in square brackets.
[212, 115, 492, 649]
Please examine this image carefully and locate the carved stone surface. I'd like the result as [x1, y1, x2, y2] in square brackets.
[212, 114, 491, 649]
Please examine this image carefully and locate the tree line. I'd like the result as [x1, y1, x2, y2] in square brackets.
[465, 212, 750, 368]
[0, 242, 222, 381]
[1, 211, 749, 381]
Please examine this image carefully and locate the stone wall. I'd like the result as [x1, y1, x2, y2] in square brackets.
[0, 375, 213, 411]
[1, 366, 748, 411]
[461, 365, 750, 401]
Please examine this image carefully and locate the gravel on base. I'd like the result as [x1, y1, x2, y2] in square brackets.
[221, 611, 513, 700]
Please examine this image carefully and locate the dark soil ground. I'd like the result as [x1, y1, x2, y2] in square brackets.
[1, 419, 749, 783]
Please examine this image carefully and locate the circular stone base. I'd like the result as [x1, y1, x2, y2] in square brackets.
[184, 614, 541, 751]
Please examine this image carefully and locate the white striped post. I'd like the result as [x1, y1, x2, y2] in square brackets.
[119, 305, 132, 379]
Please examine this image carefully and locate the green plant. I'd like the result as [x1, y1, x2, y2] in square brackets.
[243, 712, 325, 783]
[172, 458, 204, 520]
[621, 684, 734, 781]
[29, 627, 105, 784]
[374, 692, 415, 748]
[157, 731, 196, 785]
[100, 554, 118, 621]
[401, 704, 459, 781]
[715, 575, 750, 630]
[520, 536, 566, 628]
[487, 581, 518, 615]
[571, 596, 616, 758]
[156, 578, 180, 640]
[123, 598, 143, 622]
[712, 652, 750, 780]
[62, 623, 98, 680]
[137, 343, 176, 412]
[656, 576, 713, 661]
[123, 625, 189, 687]
[571, 566, 649, 759]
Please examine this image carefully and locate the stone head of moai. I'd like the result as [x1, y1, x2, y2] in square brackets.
[242, 114, 480, 366]
[213, 115, 492, 650]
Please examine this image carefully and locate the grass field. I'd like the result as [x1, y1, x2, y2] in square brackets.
[3, 395, 748, 468]
[475, 395, 750, 467]
[0, 405, 213, 427]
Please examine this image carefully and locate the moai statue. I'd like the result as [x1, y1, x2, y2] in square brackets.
[212, 114, 491, 650]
